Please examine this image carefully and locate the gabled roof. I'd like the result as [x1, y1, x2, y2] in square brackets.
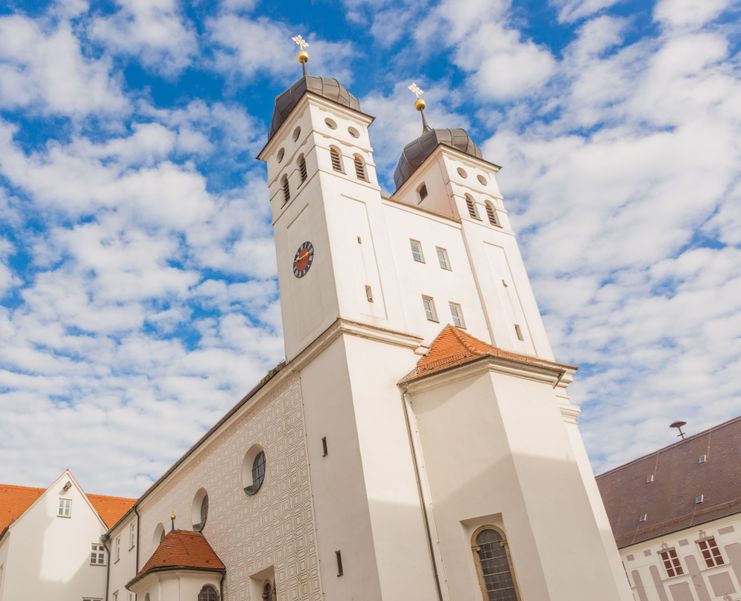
[0, 484, 44, 531]
[87, 494, 137, 528]
[596, 416, 741, 548]
[129, 530, 225, 587]
[400, 325, 574, 384]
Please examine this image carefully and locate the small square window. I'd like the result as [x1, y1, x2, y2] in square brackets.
[695, 494, 704, 504]
[646, 474, 655, 483]
[436, 247, 451, 271]
[410, 239, 425, 263]
[698, 454, 707, 463]
[422, 296, 439, 322]
[449, 302, 465, 328]
[639, 513, 647, 522]
[417, 183, 428, 201]
[58, 498, 71, 518]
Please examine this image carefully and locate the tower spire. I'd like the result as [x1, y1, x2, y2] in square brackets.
[292, 34, 310, 77]
[408, 82, 431, 132]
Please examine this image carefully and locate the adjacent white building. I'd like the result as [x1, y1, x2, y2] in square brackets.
[598, 417, 741, 601]
[0, 470, 134, 601]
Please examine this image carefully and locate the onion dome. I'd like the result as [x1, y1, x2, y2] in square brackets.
[394, 127, 482, 190]
[268, 75, 361, 140]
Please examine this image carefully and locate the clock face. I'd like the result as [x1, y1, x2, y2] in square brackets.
[293, 241, 314, 278]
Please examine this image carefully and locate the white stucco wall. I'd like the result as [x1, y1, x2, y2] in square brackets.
[620, 514, 741, 601]
[0, 472, 108, 601]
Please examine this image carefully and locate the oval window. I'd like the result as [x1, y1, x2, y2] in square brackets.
[348, 126, 360, 138]
[276, 148, 285, 163]
[457, 167, 468, 178]
[477, 174, 487, 185]
[325, 118, 337, 130]
[292, 126, 301, 141]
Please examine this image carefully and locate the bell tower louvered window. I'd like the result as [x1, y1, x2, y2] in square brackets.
[465, 195, 480, 220]
[353, 154, 367, 181]
[298, 155, 307, 184]
[330, 146, 344, 172]
[473, 528, 519, 601]
[485, 201, 500, 226]
[281, 175, 290, 205]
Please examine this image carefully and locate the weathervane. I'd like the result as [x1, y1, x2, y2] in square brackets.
[293, 34, 310, 76]
[408, 82, 430, 131]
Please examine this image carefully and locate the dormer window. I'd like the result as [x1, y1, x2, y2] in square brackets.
[330, 146, 344, 172]
[281, 175, 290, 205]
[465, 194, 480, 220]
[298, 155, 307, 184]
[417, 183, 428, 201]
[485, 201, 500, 227]
[353, 154, 367, 181]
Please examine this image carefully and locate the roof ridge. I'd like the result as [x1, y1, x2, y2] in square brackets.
[596, 414, 741, 478]
[448, 325, 486, 356]
[0, 483, 45, 491]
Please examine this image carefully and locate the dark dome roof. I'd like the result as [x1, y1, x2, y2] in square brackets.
[268, 75, 361, 139]
[394, 127, 482, 190]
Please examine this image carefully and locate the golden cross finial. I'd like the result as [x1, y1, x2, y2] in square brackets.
[292, 35, 309, 51]
[408, 82, 424, 99]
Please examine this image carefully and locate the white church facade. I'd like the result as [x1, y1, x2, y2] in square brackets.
[2, 47, 635, 601]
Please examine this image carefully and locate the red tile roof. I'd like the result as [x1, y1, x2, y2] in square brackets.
[0, 484, 44, 531]
[0, 482, 135, 533]
[129, 530, 225, 586]
[597, 416, 741, 548]
[87, 493, 136, 528]
[400, 325, 574, 383]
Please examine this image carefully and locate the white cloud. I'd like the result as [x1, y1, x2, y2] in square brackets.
[207, 15, 355, 84]
[90, 0, 198, 74]
[0, 15, 126, 116]
[653, 0, 733, 30]
[549, 0, 620, 23]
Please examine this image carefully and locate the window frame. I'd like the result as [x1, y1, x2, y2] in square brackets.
[298, 154, 308, 184]
[329, 146, 344, 173]
[471, 525, 521, 601]
[129, 521, 136, 550]
[410, 239, 425, 263]
[422, 295, 439, 323]
[58, 498, 71, 518]
[353, 154, 367, 181]
[90, 542, 106, 566]
[485, 201, 501, 227]
[114, 535, 121, 563]
[449, 302, 466, 329]
[465, 194, 481, 220]
[697, 537, 724, 568]
[659, 548, 684, 577]
[436, 247, 451, 271]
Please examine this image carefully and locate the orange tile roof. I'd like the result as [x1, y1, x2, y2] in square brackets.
[0, 484, 44, 531]
[130, 530, 225, 587]
[87, 493, 136, 528]
[400, 325, 574, 384]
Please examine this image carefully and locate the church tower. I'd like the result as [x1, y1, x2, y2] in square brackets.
[259, 41, 632, 601]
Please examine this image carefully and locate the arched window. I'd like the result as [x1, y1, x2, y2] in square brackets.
[198, 584, 219, 601]
[465, 195, 481, 220]
[153, 523, 165, 546]
[281, 175, 290, 205]
[485, 201, 500, 226]
[243, 446, 266, 496]
[298, 155, 307, 184]
[192, 488, 209, 532]
[262, 581, 276, 600]
[353, 154, 367, 181]
[473, 528, 519, 601]
[330, 146, 344, 173]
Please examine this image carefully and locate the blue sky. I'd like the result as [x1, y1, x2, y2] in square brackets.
[0, 0, 738, 496]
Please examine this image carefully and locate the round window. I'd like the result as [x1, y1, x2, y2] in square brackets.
[292, 126, 301, 141]
[276, 148, 285, 163]
[348, 126, 360, 138]
[243, 446, 266, 496]
[477, 174, 488, 185]
[324, 118, 337, 130]
[457, 167, 468, 178]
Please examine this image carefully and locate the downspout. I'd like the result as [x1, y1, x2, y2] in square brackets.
[401, 390, 444, 601]
[102, 533, 111, 601]
[134, 505, 141, 573]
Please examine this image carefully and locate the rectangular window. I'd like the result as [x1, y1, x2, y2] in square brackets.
[697, 538, 724, 568]
[129, 522, 136, 549]
[422, 296, 438, 322]
[58, 498, 71, 518]
[365, 285, 373, 303]
[436, 247, 451, 271]
[449, 302, 466, 328]
[410, 239, 425, 263]
[112, 592, 118, 601]
[115, 536, 120, 562]
[646, 474, 655, 483]
[90, 543, 106, 565]
[321, 436, 328, 457]
[514, 324, 524, 341]
[698, 454, 707, 463]
[335, 550, 344, 577]
[659, 549, 684, 577]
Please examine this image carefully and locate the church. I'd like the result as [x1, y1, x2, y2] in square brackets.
[0, 40, 633, 601]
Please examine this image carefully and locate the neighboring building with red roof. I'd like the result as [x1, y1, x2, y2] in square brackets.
[0, 470, 134, 601]
[597, 417, 741, 601]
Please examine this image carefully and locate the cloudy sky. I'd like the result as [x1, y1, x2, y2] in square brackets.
[0, 0, 738, 497]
